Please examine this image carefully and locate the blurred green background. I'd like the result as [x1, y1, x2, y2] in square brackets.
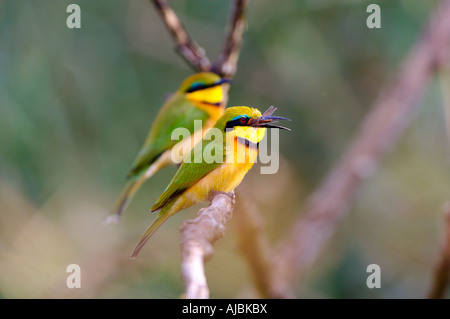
[1, 0, 449, 298]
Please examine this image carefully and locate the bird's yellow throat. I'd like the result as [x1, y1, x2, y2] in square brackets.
[186, 85, 224, 106]
[231, 125, 266, 145]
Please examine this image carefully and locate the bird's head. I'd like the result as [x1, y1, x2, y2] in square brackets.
[215, 106, 291, 145]
[179, 72, 231, 106]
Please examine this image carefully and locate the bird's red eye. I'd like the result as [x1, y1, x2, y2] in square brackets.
[240, 117, 247, 124]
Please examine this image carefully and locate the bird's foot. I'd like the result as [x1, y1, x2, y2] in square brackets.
[209, 190, 235, 202]
[102, 214, 120, 225]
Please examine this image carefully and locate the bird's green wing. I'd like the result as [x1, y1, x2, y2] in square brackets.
[127, 93, 209, 179]
[151, 133, 225, 212]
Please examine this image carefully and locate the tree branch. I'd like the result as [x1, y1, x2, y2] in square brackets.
[151, 0, 249, 77]
[427, 202, 450, 299]
[233, 190, 293, 298]
[180, 192, 235, 299]
[212, 0, 249, 77]
[151, 0, 211, 71]
[273, 0, 450, 290]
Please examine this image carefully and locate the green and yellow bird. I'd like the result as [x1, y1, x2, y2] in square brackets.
[130, 105, 290, 258]
[105, 72, 231, 224]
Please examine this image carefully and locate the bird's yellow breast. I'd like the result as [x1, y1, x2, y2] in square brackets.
[184, 157, 256, 205]
[181, 129, 262, 205]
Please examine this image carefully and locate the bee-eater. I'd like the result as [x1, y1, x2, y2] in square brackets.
[105, 72, 231, 224]
[130, 105, 290, 258]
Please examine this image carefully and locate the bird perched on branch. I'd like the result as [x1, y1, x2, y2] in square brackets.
[105, 72, 231, 224]
[130, 105, 291, 258]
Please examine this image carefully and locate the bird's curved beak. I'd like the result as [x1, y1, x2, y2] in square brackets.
[214, 78, 232, 86]
[248, 106, 291, 131]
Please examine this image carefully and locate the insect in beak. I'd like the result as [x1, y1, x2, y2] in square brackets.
[248, 106, 291, 131]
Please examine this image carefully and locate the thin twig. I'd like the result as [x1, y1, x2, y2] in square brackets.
[233, 190, 293, 298]
[151, 0, 211, 71]
[273, 0, 450, 291]
[212, 0, 249, 77]
[151, 0, 249, 77]
[427, 202, 450, 299]
[438, 67, 450, 143]
[180, 192, 235, 299]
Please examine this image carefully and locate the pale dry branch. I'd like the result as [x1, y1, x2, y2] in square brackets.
[427, 202, 450, 299]
[212, 0, 249, 77]
[438, 66, 450, 143]
[234, 190, 293, 298]
[151, 0, 211, 71]
[274, 0, 450, 291]
[151, 0, 249, 77]
[180, 192, 235, 299]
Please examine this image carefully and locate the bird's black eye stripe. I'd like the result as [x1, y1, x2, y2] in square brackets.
[186, 82, 221, 93]
[224, 116, 250, 130]
[186, 84, 206, 93]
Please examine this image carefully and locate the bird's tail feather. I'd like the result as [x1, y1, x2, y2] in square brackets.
[129, 206, 172, 259]
[103, 162, 160, 225]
